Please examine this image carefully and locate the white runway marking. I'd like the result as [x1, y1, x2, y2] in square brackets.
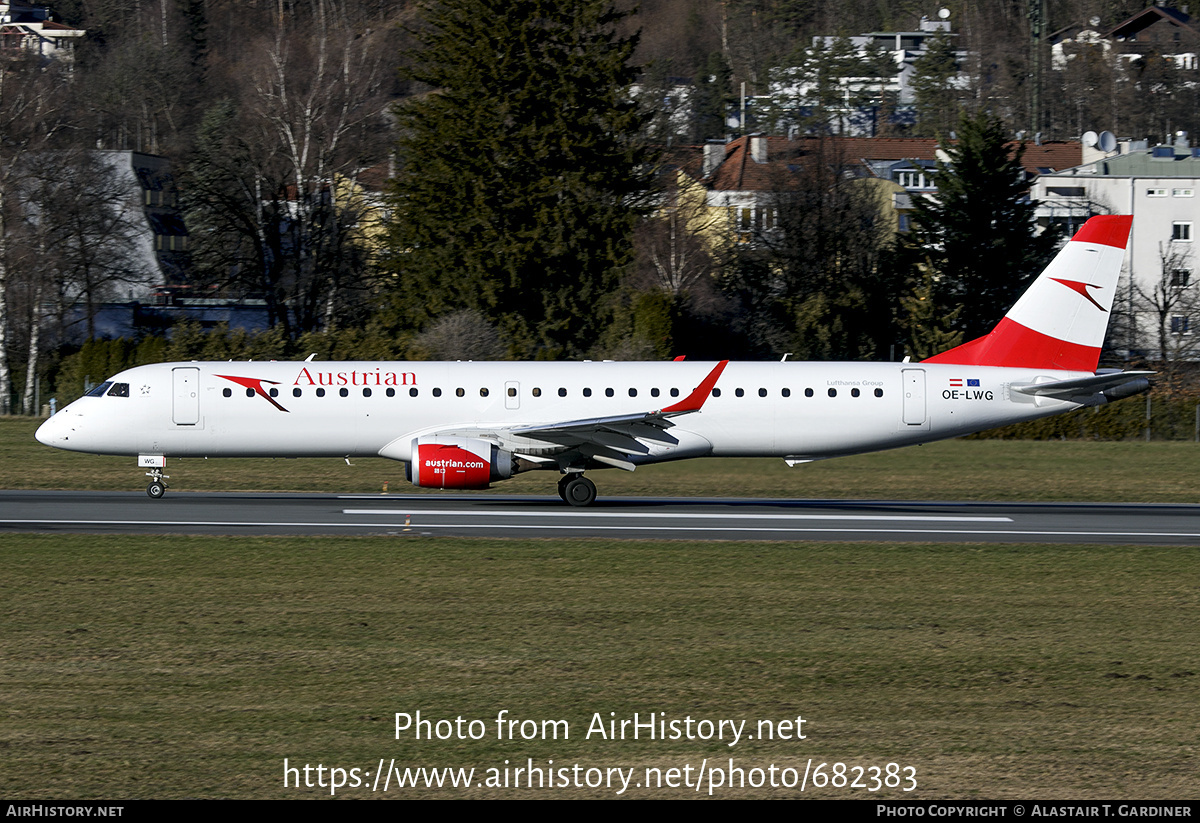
[343, 508, 1014, 523]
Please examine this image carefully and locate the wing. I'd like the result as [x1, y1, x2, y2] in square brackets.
[507, 360, 729, 470]
[377, 360, 728, 471]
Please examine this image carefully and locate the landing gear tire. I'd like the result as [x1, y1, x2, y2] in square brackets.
[147, 480, 166, 499]
[557, 475, 571, 502]
[563, 476, 597, 507]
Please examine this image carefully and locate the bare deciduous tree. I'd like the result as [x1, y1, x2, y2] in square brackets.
[1133, 242, 1200, 396]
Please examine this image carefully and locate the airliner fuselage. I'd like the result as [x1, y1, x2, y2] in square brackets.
[33, 215, 1149, 505]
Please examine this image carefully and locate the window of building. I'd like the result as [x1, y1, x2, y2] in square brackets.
[1171, 316, 1191, 334]
[1172, 269, 1191, 287]
[1173, 222, 1193, 241]
[1147, 188, 1168, 197]
[1174, 188, 1195, 197]
[897, 171, 930, 189]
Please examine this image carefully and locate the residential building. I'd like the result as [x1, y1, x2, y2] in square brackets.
[768, 14, 970, 136]
[0, 1, 84, 65]
[681, 134, 1081, 242]
[1033, 140, 1200, 356]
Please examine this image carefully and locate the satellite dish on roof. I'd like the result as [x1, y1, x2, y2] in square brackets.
[938, 8, 950, 19]
[1098, 131, 1117, 153]
[1082, 130, 1099, 148]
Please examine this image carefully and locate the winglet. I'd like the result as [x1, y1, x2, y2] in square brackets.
[660, 360, 728, 414]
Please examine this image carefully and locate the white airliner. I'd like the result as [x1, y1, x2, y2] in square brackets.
[36, 215, 1148, 506]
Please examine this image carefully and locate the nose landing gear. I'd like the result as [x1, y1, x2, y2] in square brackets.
[145, 468, 169, 499]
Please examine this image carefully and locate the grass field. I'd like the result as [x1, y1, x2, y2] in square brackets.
[1, 534, 1196, 799]
[5, 416, 1199, 502]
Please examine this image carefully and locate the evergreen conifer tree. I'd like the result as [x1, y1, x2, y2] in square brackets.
[385, 0, 654, 358]
[911, 110, 1060, 340]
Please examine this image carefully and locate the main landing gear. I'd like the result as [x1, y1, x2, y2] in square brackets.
[557, 473, 597, 507]
[145, 468, 169, 499]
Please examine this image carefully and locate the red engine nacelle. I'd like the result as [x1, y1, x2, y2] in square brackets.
[408, 437, 514, 489]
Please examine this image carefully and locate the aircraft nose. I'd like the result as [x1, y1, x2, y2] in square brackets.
[35, 413, 67, 447]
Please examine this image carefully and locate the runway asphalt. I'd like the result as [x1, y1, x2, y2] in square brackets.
[1, 490, 1198, 544]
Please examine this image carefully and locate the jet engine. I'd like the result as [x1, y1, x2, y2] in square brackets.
[407, 436, 514, 489]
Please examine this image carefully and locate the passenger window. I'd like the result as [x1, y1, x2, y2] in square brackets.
[605, 388, 614, 397]
[269, 388, 279, 397]
[735, 388, 744, 397]
[363, 388, 372, 397]
[480, 388, 489, 397]
[828, 388, 837, 397]
[583, 388, 592, 397]
[670, 388, 679, 397]
[293, 388, 302, 398]
[804, 388, 814, 397]
[758, 388, 767, 397]
[628, 388, 637, 397]
[317, 388, 326, 397]
[456, 388, 465, 397]
[875, 388, 883, 397]
[712, 388, 721, 397]
[246, 388, 255, 398]
[851, 388, 860, 397]
[339, 388, 349, 397]
[558, 388, 567, 397]
[507, 387, 517, 397]
[782, 388, 791, 397]
[223, 388, 232, 398]
[386, 388, 396, 397]
[651, 388, 660, 397]
[433, 388, 442, 397]
[532, 387, 542, 397]
[409, 388, 419, 397]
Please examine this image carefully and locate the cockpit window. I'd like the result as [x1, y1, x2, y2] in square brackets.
[85, 382, 113, 398]
[107, 383, 130, 397]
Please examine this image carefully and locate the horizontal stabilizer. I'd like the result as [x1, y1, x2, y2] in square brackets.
[1011, 371, 1153, 403]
